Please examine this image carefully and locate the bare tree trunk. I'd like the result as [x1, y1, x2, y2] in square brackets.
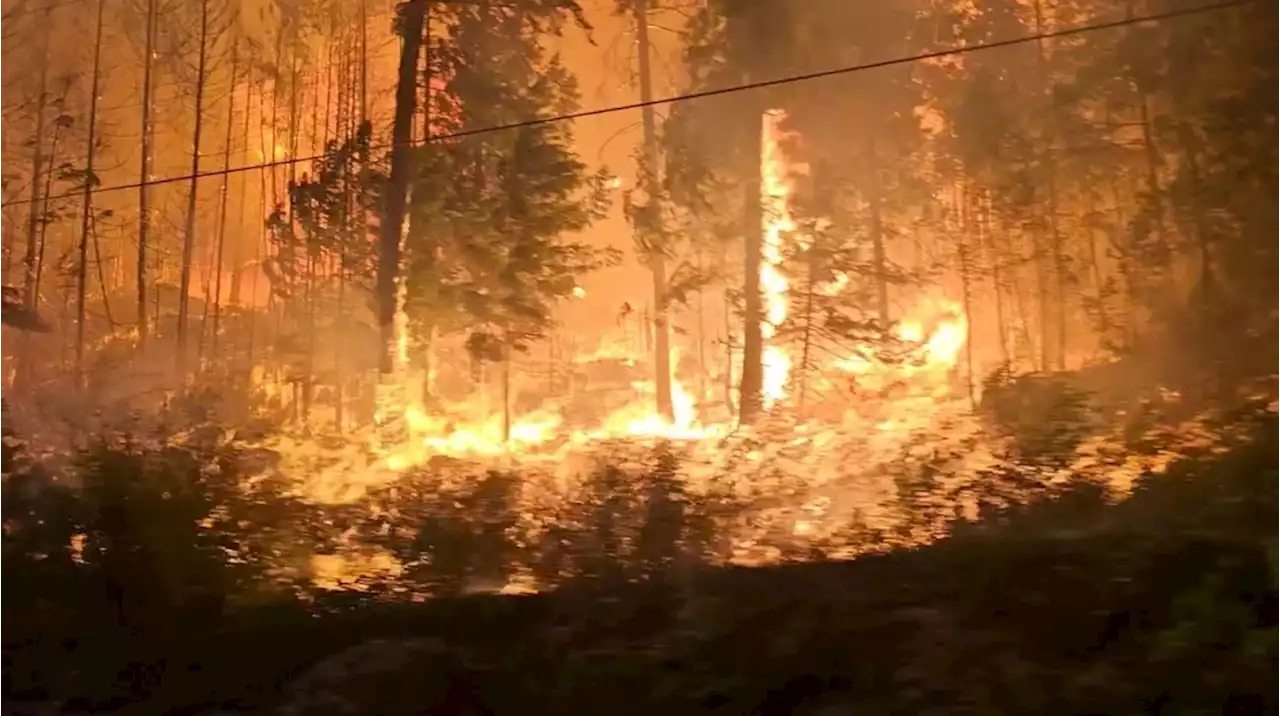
[695, 246, 707, 402]
[1032, 0, 1066, 371]
[248, 99, 270, 366]
[867, 141, 890, 326]
[417, 11, 438, 404]
[360, 0, 369, 124]
[376, 0, 425, 375]
[14, 17, 53, 391]
[722, 287, 736, 416]
[797, 240, 817, 416]
[738, 118, 764, 426]
[501, 347, 512, 445]
[0, 177, 15, 285]
[797, 162, 832, 416]
[32, 123, 64, 310]
[957, 182, 975, 410]
[229, 82, 253, 308]
[334, 33, 358, 431]
[74, 0, 106, 387]
[137, 0, 157, 348]
[176, 0, 212, 370]
[1125, 0, 1169, 265]
[22, 12, 51, 309]
[2, 221, 14, 286]
[207, 40, 239, 362]
[632, 0, 674, 422]
[979, 190, 1009, 366]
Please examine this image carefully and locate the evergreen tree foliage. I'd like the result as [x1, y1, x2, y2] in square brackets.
[404, 3, 616, 365]
[267, 123, 381, 298]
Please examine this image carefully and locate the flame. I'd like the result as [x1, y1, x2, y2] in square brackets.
[761, 109, 793, 408]
[251, 110, 973, 510]
[37, 94, 1273, 590]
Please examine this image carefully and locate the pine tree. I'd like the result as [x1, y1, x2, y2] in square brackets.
[403, 2, 614, 440]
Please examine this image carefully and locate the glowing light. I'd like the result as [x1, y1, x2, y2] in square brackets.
[247, 110, 974, 519]
[761, 109, 794, 408]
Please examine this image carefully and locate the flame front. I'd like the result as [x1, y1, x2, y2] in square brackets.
[257, 110, 972, 507]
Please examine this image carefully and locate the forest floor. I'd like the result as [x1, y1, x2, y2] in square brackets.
[2, 407, 1280, 712]
[9, 413, 1265, 716]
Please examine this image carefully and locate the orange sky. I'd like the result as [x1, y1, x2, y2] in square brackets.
[550, 3, 684, 337]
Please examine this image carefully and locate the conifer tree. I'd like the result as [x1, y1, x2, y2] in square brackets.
[403, 2, 615, 437]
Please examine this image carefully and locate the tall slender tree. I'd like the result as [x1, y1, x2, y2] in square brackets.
[376, 0, 426, 376]
[73, 0, 107, 386]
[136, 0, 158, 349]
[618, 0, 674, 422]
[177, 0, 216, 368]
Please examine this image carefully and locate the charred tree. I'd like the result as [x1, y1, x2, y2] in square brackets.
[22, 12, 51, 310]
[136, 0, 157, 349]
[229, 80, 253, 309]
[980, 189, 1010, 367]
[867, 142, 890, 327]
[73, 0, 106, 386]
[376, 0, 425, 375]
[738, 112, 764, 426]
[1032, 0, 1066, 371]
[207, 39, 239, 361]
[176, 0, 214, 369]
[631, 0, 674, 422]
[958, 182, 975, 410]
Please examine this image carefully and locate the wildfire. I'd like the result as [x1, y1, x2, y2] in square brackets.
[760, 109, 794, 408]
[252, 109, 973, 507]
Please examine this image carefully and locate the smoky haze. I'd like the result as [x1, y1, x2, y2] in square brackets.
[0, 0, 1272, 483]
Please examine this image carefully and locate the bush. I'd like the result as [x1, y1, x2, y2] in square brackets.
[2, 408, 1274, 714]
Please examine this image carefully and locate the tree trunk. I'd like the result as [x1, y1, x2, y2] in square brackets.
[14, 16, 52, 391]
[248, 105, 270, 366]
[632, 0, 674, 422]
[1032, 0, 1067, 371]
[797, 161, 832, 416]
[0, 126, 10, 285]
[501, 350, 512, 446]
[376, 0, 425, 375]
[957, 182, 975, 410]
[208, 40, 239, 362]
[979, 190, 1009, 366]
[32, 124, 64, 312]
[417, 9, 438, 404]
[176, 0, 211, 370]
[360, 0, 369, 124]
[229, 82, 253, 309]
[136, 0, 157, 349]
[74, 0, 106, 387]
[22, 12, 51, 309]
[867, 141, 890, 327]
[797, 238, 817, 416]
[694, 247, 707, 402]
[722, 287, 736, 416]
[869, 190, 889, 326]
[1125, 0, 1170, 266]
[738, 113, 764, 426]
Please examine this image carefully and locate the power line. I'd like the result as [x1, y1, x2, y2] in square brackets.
[0, 0, 1254, 209]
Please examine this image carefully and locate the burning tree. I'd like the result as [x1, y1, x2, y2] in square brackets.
[400, 1, 615, 441]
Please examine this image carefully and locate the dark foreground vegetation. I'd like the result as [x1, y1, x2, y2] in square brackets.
[3, 400, 1275, 716]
